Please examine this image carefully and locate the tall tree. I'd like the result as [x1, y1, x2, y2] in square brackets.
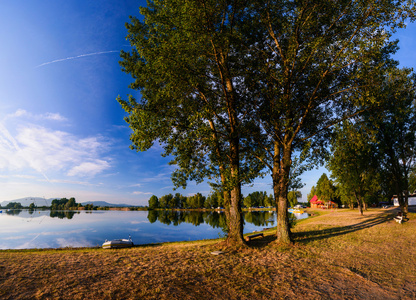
[316, 173, 336, 203]
[307, 186, 317, 202]
[366, 69, 416, 214]
[328, 121, 379, 215]
[118, 0, 260, 246]
[244, 0, 415, 243]
[148, 195, 159, 210]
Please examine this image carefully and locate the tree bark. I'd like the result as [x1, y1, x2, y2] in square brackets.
[273, 143, 292, 244]
[354, 191, 363, 215]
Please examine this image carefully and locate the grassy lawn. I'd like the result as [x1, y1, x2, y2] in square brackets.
[0, 208, 414, 299]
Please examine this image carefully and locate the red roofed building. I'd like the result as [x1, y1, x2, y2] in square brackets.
[310, 195, 324, 208]
[310, 195, 338, 209]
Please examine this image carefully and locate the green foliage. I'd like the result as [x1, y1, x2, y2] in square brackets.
[243, 191, 272, 208]
[187, 193, 206, 209]
[287, 191, 302, 208]
[307, 186, 317, 202]
[119, 0, 416, 243]
[367, 69, 416, 210]
[158, 194, 172, 209]
[243, 0, 414, 242]
[51, 198, 78, 210]
[5, 202, 23, 209]
[328, 68, 416, 212]
[148, 195, 159, 210]
[83, 204, 97, 210]
[316, 174, 337, 203]
[327, 119, 380, 212]
[204, 191, 223, 208]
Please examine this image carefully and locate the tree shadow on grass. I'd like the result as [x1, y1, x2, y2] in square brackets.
[293, 210, 396, 244]
[246, 210, 398, 248]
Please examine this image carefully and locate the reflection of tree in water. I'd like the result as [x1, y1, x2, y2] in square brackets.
[5, 209, 22, 216]
[147, 210, 274, 232]
[244, 211, 275, 226]
[183, 211, 204, 226]
[147, 210, 158, 223]
[49, 211, 78, 219]
[204, 211, 228, 234]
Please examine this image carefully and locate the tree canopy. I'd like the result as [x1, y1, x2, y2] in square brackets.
[119, 0, 416, 245]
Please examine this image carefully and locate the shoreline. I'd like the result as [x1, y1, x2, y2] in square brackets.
[1, 208, 414, 299]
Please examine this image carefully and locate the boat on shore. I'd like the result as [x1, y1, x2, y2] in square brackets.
[288, 208, 304, 214]
[102, 235, 134, 249]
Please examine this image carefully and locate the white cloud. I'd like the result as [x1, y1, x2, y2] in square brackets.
[67, 161, 110, 177]
[132, 191, 153, 195]
[42, 112, 67, 122]
[0, 121, 112, 178]
[129, 183, 142, 188]
[5, 109, 68, 122]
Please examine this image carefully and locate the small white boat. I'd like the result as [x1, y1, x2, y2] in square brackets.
[102, 235, 134, 249]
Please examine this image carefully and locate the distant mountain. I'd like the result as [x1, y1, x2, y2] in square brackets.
[0, 198, 132, 208]
[80, 201, 132, 207]
[0, 197, 54, 207]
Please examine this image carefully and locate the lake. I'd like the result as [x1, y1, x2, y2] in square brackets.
[0, 209, 308, 249]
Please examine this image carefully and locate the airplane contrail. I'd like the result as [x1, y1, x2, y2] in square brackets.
[35, 50, 120, 68]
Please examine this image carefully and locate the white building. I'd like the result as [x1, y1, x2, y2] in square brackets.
[392, 193, 416, 206]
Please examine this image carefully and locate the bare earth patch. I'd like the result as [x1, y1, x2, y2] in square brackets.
[0, 208, 414, 299]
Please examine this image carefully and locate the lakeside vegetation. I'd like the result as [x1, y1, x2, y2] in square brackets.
[1, 208, 414, 299]
[117, 0, 416, 246]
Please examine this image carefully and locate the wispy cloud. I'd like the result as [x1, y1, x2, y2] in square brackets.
[5, 109, 68, 122]
[67, 161, 110, 177]
[0, 113, 112, 179]
[35, 50, 119, 68]
[132, 191, 153, 195]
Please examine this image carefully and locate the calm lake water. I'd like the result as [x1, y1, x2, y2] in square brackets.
[0, 209, 308, 249]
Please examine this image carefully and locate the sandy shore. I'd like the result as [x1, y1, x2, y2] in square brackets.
[1, 208, 415, 299]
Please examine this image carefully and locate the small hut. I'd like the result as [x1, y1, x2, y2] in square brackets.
[310, 195, 324, 208]
[325, 201, 338, 209]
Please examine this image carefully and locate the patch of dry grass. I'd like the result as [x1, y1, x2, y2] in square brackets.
[0, 208, 414, 299]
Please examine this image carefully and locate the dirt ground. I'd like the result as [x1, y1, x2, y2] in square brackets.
[0, 208, 415, 299]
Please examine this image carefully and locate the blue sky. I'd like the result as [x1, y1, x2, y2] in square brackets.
[1, 1, 415, 206]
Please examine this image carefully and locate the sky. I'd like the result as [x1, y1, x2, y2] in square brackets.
[1, 1, 415, 206]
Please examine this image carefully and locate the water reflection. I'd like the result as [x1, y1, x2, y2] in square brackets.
[147, 210, 276, 232]
[0, 209, 308, 250]
[49, 211, 79, 219]
[5, 209, 23, 216]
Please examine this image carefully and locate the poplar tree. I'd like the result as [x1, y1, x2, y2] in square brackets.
[328, 121, 379, 215]
[367, 68, 416, 214]
[119, 0, 415, 245]
[244, 0, 415, 242]
[118, 0, 259, 246]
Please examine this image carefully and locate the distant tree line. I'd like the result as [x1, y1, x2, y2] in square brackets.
[148, 191, 277, 210]
[4, 202, 23, 209]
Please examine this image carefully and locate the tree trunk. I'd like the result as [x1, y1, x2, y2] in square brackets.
[224, 76, 245, 246]
[398, 193, 409, 215]
[354, 191, 363, 215]
[273, 143, 292, 244]
[227, 184, 244, 246]
[226, 131, 245, 246]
